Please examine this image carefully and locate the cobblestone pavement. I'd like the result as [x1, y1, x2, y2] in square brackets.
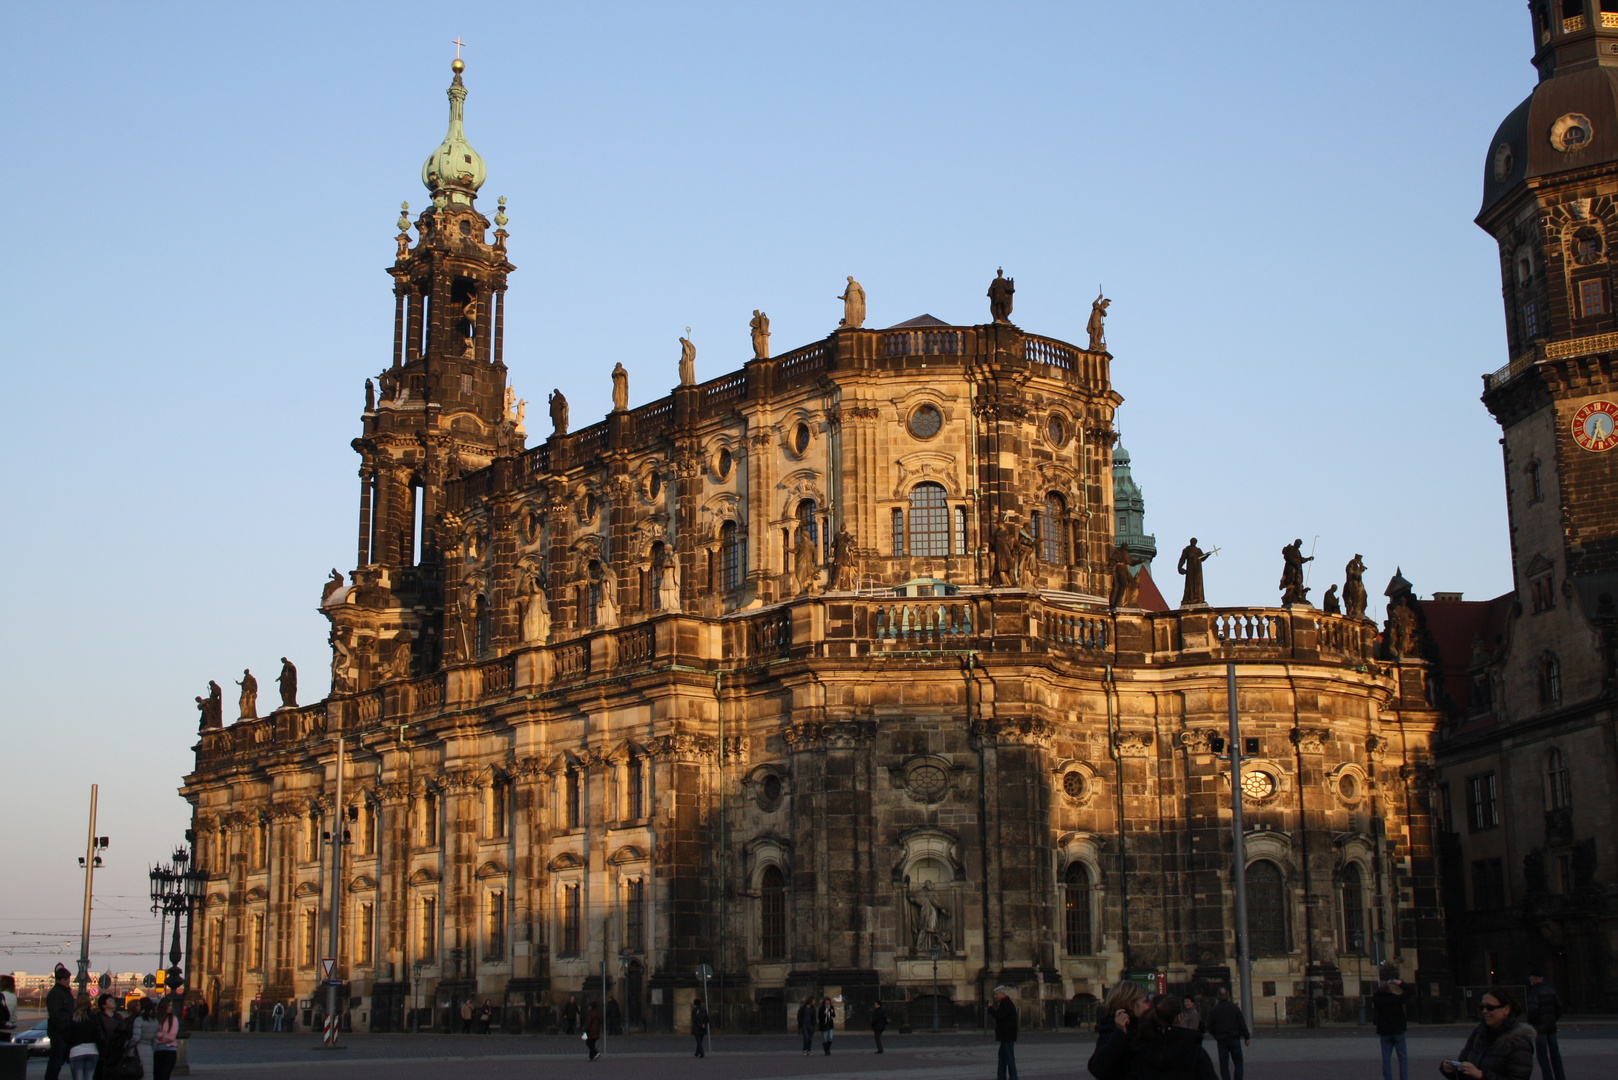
[20, 1027, 1618, 1079]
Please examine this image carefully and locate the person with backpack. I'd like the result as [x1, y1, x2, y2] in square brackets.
[1372, 979, 1415, 1080]
[992, 986, 1020, 1080]
[1126, 995, 1217, 1080]
[796, 998, 815, 1056]
[1525, 973, 1566, 1080]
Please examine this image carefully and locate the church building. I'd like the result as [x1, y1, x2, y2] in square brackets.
[180, 57, 1457, 1033]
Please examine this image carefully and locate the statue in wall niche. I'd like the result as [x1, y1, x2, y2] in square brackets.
[390, 636, 413, 679]
[1322, 585, 1340, 615]
[991, 514, 1022, 587]
[904, 876, 952, 953]
[1108, 542, 1145, 610]
[1177, 538, 1212, 607]
[611, 363, 629, 412]
[549, 389, 569, 436]
[322, 569, 345, 603]
[793, 525, 819, 595]
[1279, 538, 1314, 605]
[364, 378, 375, 412]
[679, 333, 697, 387]
[518, 563, 552, 642]
[1343, 554, 1369, 620]
[838, 276, 866, 329]
[830, 526, 857, 591]
[330, 632, 355, 694]
[236, 669, 258, 720]
[988, 268, 1015, 323]
[1087, 291, 1111, 352]
[1016, 526, 1038, 586]
[461, 298, 479, 356]
[656, 547, 681, 613]
[597, 571, 619, 627]
[276, 657, 298, 709]
[750, 310, 771, 359]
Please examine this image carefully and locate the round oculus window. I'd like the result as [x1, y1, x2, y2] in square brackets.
[1240, 770, 1276, 800]
[909, 403, 943, 439]
[761, 773, 782, 803]
[717, 447, 732, 480]
[906, 763, 949, 802]
[1493, 141, 1515, 183]
[1337, 773, 1359, 801]
[1047, 414, 1068, 446]
[1551, 113, 1594, 153]
[1062, 771, 1087, 799]
[648, 472, 662, 498]
[793, 422, 811, 454]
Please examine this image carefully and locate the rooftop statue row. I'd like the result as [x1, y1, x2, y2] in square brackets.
[195, 659, 299, 731]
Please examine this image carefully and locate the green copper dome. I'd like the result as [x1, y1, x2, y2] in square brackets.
[422, 60, 486, 203]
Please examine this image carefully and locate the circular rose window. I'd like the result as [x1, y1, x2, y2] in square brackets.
[1337, 773, 1359, 801]
[793, 422, 811, 454]
[906, 763, 949, 802]
[1241, 770, 1276, 800]
[909, 404, 943, 439]
[1062, 771, 1087, 799]
[717, 447, 732, 480]
[1047, 414, 1068, 447]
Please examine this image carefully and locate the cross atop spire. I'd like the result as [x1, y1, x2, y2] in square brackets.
[452, 36, 466, 60]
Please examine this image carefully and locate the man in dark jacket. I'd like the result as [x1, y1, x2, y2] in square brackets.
[1372, 979, 1415, 1080]
[1204, 988, 1249, 1080]
[44, 967, 74, 1080]
[993, 986, 1019, 1080]
[1525, 973, 1566, 1080]
[870, 1000, 888, 1054]
[796, 998, 815, 1055]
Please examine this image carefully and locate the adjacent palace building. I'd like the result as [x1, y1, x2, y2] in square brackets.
[179, 7, 1617, 1035]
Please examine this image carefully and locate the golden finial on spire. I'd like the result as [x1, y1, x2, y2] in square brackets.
[451, 37, 466, 74]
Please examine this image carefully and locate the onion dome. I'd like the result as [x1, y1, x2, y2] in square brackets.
[422, 58, 486, 204]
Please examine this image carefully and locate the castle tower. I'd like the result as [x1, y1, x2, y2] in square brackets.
[1110, 441, 1156, 574]
[334, 58, 519, 687]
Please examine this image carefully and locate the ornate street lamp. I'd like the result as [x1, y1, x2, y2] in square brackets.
[149, 847, 208, 992]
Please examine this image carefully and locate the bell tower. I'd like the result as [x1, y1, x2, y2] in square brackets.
[332, 58, 520, 690]
[1477, 0, 1618, 716]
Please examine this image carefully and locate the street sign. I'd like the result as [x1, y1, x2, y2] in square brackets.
[143, 974, 156, 989]
[695, 964, 713, 978]
[154, 971, 166, 988]
[98, 973, 111, 991]
[320, 957, 336, 981]
[254, 992, 263, 1003]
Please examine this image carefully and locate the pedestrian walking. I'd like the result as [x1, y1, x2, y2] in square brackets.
[270, 1000, 284, 1032]
[1127, 994, 1217, 1080]
[870, 1000, 888, 1054]
[66, 992, 99, 1080]
[691, 999, 709, 1058]
[1176, 997, 1203, 1037]
[605, 998, 622, 1037]
[129, 999, 155, 1077]
[796, 998, 815, 1055]
[1439, 987, 1534, 1080]
[477, 999, 493, 1034]
[583, 1000, 602, 1061]
[45, 966, 75, 1080]
[460, 999, 473, 1034]
[151, 1000, 179, 1080]
[1204, 988, 1249, 1080]
[563, 995, 579, 1036]
[818, 996, 836, 1055]
[96, 993, 135, 1080]
[0, 974, 17, 1037]
[1526, 973, 1567, 1080]
[1373, 979, 1415, 1080]
[1089, 980, 1150, 1080]
[993, 986, 1020, 1080]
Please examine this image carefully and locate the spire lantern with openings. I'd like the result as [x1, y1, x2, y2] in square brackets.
[422, 54, 486, 205]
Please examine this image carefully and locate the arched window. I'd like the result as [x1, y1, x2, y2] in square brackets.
[1036, 492, 1068, 564]
[626, 756, 645, 820]
[720, 522, 744, 592]
[796, 499, 819, 546]
[760, 865, 787, 959]
[1339, 864, 1366, 954]
[473, 595, 491, 656]
[565, 768, 582, 830]
[1247, 859, 1288, 956]
[908, 482, 950, 557]
[1063, 862, 1094, 955]
[1547, 747, 1571, 810]
[892, 508, 905, 556]
[1539, 655, 1562, 705]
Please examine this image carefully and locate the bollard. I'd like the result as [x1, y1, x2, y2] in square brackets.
[173, 1035, 191, 1077]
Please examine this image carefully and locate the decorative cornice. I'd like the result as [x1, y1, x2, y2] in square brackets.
[781, 721, 876, 751]
[973, 715, 1054, 747]
[1179, 728, 1221, 753]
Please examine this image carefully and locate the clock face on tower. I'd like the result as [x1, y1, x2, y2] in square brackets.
[1572, 399, 1618, 452]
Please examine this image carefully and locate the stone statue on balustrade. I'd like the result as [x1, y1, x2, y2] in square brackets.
[364, 378, 375, 412]
[611, 363, 629, 412]
[550, 390, 569, 437]
[196, 680, 224, 731]
[750, 310, 771, 359]
[655, 547, 682, 612]
[678, 333, 697, 387]
[322, 569, 345, 604]
[276, 657, 298, 709]
[390, 635, 413, 679]
[1342, 554, 1369, 619]
[1176, 538, 1212, 607]
[988, 268, 1015, 323]
[1108, 542, 1146, 610]
[838, 277, 866, 329]
[1087, 292, 1110, 352]
[830, 526, 857, 591]
[1279, 538, 1314, 605]
[236, 669, 258, 720]
[793, 525, 819, 596]
[1322, 585, 1340, 614]
[991, 514, 1023, 587]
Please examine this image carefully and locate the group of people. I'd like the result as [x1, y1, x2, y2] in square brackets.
[44, 967, 180, 1080]
[793, 996, 846, 1056]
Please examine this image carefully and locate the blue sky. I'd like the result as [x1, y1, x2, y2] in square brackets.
[0, 1, 1531, 974]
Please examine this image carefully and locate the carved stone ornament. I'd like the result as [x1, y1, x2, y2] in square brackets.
[377, 781, 413, 804]
[649, 731, 720, 761]
[1179, 728, 1221, 753]
[1364, 734, 1389, 758]
[1289, 727, 1328, 754]
[1113, 731, 1154, 757]
[973, 715, 1053, 747]
[782, 720, 876, 751]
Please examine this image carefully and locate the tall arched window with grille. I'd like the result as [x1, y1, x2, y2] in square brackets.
[720, 521, 743, 592]
[760, 865, 787, 959]
[1547, 747, 1572, 810]
[473, 595, 492, 656]
[1063, 862, 1093, 955]
[908, 482, 950, 556]
[1247, 859, 1289, 955]
[1036, 492, 1068, 564]
[1339, 863, 1366, 954]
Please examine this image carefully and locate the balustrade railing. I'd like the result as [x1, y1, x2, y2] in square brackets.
[413, 674, 443, 710]
[617, 623, 655, 667]
[746, 608, 792, 658]
[629, 399, 674, 440]
[881, 329, 964, 357]
[1044, 610, 1110, 650]
[776, 341, 831, 383]
[703, 373, 748, 409]
[872, 600, 974, 644]
[1214, 611, 1284, 647]
[1024, 335, 1077, 371]
[554, 641, 590, 682]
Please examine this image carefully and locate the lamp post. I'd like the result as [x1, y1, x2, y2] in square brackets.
[149, 847, 207, 996]
[928, 934, 942, 1033]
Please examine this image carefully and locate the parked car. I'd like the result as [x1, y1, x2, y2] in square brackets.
[12, 1020, 50, 1056]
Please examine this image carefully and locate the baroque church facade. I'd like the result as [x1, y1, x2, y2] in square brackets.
[180, 59, 1458, 1033]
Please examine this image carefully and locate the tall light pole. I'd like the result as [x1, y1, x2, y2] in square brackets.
[322, 736, 348, 1048]
[77, 785, 107, 992]
[1226, 664, 1255, 1033]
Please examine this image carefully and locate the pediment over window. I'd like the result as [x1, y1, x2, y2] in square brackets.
[475, 860, 507, 879]
[408, 867, 439, 885]
[549, 851, 584, 872]
[608, 845, 647, 866]
[1525, 553, 1555, 577]
[348, 875, 377, 892]
[293, 881, 322, 897]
